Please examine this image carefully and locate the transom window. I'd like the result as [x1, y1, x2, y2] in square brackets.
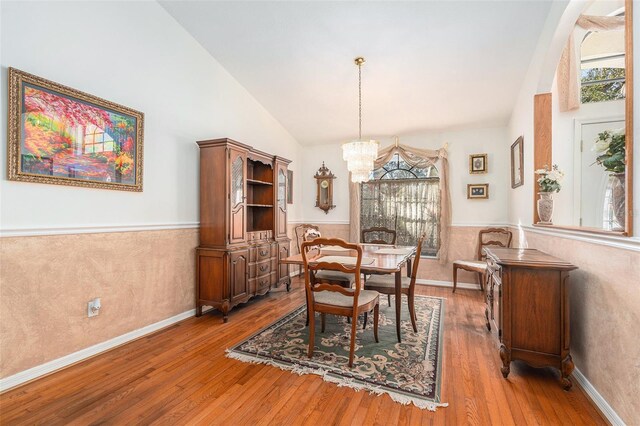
[580, 14, 626, 104]
[361, 153, 440, 256]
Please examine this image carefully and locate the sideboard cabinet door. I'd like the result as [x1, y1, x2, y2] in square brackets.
[229, 250, 249, 304]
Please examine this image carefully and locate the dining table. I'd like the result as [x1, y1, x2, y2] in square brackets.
[280, 243, 417, 343]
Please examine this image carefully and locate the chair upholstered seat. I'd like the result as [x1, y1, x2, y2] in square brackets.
[315, 270, 355, 286]
[452, 260, 487, 271]
[364, 275, 411, 289]
[314, 289, 379, 308]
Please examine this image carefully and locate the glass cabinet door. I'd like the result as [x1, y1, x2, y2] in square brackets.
[229, 149, 246, 243]
[232, 156, 244, 207]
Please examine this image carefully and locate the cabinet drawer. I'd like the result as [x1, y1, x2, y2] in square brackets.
[257, 244, 271, 261]
[257, 274, 271, 291]
[256, 259, 271, 277]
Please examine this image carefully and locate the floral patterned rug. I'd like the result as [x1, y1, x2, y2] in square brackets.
[226, 295, 447, 410]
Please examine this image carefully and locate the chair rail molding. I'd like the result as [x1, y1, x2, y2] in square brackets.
[0, 222, 199, 238]
[514, 223, 640, 252]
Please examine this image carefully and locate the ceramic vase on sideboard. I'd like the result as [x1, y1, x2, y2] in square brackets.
[537, 192, 554, 224]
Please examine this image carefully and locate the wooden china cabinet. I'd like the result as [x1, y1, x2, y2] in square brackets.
[195, 138, 291, 322]
[484, 248, 577, 389]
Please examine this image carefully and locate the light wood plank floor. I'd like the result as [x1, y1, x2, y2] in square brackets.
[0, 279, 606, 425]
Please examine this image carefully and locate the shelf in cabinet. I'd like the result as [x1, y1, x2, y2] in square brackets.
[247, 203, 274, 208]
[247, 179, 273, 186]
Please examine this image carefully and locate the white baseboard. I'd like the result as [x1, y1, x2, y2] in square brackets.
[0, 309, 196, 393]
[572, 368, 625, 426]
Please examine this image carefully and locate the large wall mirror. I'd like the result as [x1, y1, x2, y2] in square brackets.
[536, 0, 633, 235]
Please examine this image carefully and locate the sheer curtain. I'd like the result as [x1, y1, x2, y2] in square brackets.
[361, 179, 440, 255]
[350, 143, 451, 264]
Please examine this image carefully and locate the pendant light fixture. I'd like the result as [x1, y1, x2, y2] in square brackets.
[342, 57, 379, 183]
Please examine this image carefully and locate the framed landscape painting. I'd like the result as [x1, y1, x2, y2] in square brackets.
[7, 68, 144, 191]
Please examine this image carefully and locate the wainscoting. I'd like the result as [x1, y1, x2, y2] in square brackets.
[515, 228, 640, 423]
[0, 229, 198, 380]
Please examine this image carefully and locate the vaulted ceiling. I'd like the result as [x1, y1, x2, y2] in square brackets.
[160, 1, 553, 145]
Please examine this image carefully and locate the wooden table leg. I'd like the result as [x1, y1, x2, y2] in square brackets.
[395, 270, 402, 343]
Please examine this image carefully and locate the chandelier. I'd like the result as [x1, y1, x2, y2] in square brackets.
[342, 57, 379, 183]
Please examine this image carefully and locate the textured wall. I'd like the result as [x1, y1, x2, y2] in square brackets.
[0, 229, 197, 378]
[515, 229, 640, 423]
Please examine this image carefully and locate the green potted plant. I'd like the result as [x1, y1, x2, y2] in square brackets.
[534, 164, 564, 224]
[593, 129, 625, 229]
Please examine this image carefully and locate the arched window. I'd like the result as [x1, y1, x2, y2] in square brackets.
[580, 12, 626, 104]
[360, 153, 440, 256]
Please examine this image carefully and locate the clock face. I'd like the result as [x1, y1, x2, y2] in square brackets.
[320, 180, 329, 189]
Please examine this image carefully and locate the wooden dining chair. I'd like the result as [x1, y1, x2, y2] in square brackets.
[361, 226, 397, 245]
[301, 238, 380, 367]
[452, 228, 513, 293]
[363, 234, 424, 333]
[297, 225, 354, 288]
[295, 224, 319, 277]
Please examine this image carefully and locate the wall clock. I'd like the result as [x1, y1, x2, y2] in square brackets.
[314, 162, 336, 214]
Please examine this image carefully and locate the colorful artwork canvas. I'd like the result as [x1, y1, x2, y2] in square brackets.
[8, 68, 144, 191]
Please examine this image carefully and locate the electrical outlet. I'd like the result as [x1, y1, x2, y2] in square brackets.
[88, 298, 101, 317]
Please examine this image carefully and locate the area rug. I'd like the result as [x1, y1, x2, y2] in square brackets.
[226, 295, 447, 411]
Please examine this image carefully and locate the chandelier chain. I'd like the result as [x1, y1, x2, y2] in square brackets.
[358, 62, 362, 140]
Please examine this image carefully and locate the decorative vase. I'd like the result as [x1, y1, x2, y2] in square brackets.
[537, 192, 554, 224]
[610, 173, 625, 230]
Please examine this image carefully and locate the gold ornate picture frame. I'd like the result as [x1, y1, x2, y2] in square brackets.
[469, 153, 488, 174]
[467, 183, 489, 199]
[7, 68, 144, 191]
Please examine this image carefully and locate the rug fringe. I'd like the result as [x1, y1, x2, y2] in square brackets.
[225, 349, 448, 411]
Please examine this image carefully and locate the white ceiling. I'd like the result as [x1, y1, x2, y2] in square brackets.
[160, 1, 553, 146]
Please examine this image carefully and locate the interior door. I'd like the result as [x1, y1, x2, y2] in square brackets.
[575, 119, 624, 229]
[229, 148, 246, 244]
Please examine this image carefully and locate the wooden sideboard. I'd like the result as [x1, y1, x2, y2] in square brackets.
[484, 248, 577, 389]
[195, 138, 291, 322]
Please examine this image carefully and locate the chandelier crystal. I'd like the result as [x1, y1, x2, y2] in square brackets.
[342, 57, 379, 183]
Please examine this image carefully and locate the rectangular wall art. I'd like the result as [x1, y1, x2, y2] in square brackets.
[467, 183, 489, 199]
[511, 136, 524, 188]
[7, 68, 144, 191]
[469, 153, 488, 174]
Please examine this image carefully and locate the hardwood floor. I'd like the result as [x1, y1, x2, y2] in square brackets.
[0, 279, 606, 425]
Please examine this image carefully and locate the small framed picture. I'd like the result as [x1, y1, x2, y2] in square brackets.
[467, 183, 489, 199]
[511, 136, 524, 188]
[469, 153, 488, 174]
